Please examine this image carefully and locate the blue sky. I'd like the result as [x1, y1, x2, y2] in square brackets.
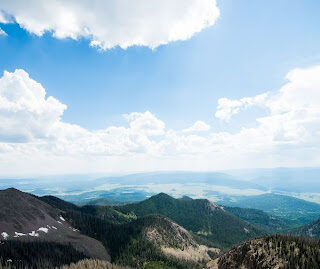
[0, 0, 320, 175]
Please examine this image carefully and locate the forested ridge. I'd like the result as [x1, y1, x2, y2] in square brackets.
[216, 234, 320, 269]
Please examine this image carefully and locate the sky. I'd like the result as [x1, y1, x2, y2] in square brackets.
[0, 0, 320, 176]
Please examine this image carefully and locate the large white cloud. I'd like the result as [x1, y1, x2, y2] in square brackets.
[0, 69, 66, 142]
[124, 111, 165, 136]
[0, 0, 220, 50]
[1, 65, 320, 175]
[215, 65, 320, 147]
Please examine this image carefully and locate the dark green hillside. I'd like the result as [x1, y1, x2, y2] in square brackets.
[224, 206, 290, 233]
[39, 195, 135, 224]
[214, 235, 320, 269]
[115, 193, 263, 248]
[63, 211, 205, 268]
[221, 193, 320, 226]
[290, 217, 320, 239]
[0, 241, 88, 269]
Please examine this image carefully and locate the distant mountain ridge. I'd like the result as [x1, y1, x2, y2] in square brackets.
[220, 193, 320, 226]
[223, 206, 291, 233]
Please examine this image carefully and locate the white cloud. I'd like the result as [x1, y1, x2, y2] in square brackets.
[1, 65, 320, 175]
[215, 93, 268, 122]
[0, 69, 66, 142]
[182, 121, 210, 133]
[124, 111, 165, 136]
[0, 27, 7, 36]
[0, 0, 220, 50]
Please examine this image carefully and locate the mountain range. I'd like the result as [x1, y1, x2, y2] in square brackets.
[0, 188, 319, 268]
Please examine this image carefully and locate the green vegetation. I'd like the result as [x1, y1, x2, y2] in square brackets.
[39, 195, 136, 224]
[115, 193, 263, 248]
[218, 234, 320, 269]
[143, 261, 176, 269]
[60, 209, 200, 268]
[290, 217, 320, 239]
[224, 206, 291, 233]
[60, 259, 130, 269]
[221, 193, 320, 226]
[0, 241, 88, 269]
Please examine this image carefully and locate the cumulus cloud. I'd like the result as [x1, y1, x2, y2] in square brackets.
[214, 65, 320, 149]
[1, 65, 320, 175]
[182, 121, 210, 133]
[124, 111, 165, 136]
[215, 93, 268, 122]
[0, 69, 66, 142]
[0, 0, 220, 50]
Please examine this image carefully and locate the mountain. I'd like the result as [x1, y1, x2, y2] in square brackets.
[224, 206, 291, 233]
[113, 215, 219, 267]
[96, 171, 264, 189]
[38, 192, 219, 268]
[290, 217, 320, 239]
[0, 188, 109, 261]
[115, 193, 263, 248]
[220, 193, 320, 226]
[207, 235, 320, 269]
[58, 210, 218, 268]
[226, 167, 320, 193]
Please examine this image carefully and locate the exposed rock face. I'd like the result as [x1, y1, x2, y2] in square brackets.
[143, 215, 220, 263]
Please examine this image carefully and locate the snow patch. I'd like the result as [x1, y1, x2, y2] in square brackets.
[244, 228, 249, 233]
[69, 226, 79, 232]
[37, 227, 49, 233]
[59, 216, 66, 221]
[57, 221, 62, 224]
[52, 226, 57, 230]
[28, 231, 39, 237]
[14, 232, 26, 237]
[1, 232, 9, 239]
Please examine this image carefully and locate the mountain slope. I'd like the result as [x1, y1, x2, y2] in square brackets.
[220, 193, 320, 226]
[290, 217, 320, 239]
[0, 240, 89, 269]
[63, 209, 217, 268]
[38, 194, 219, 267]
[207, 235, 320, 269]
[38, 195, 135, 224]
[224, 206, 290, 233]
[0, 188, 109, 261]
[115, 193, 263, 248]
